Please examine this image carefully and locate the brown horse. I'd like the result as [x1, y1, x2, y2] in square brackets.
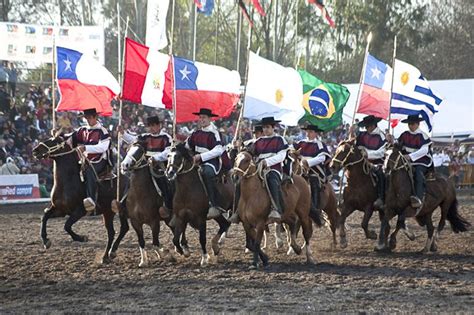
[32, 135, 129, 264]
[330, 140, 381, 248]
[376, 144, 471, 253]
[165, 143, 232, 266]
[120, 141, 183, 266]
[289, 149, 340, 248]
[233, 151, 316, 268]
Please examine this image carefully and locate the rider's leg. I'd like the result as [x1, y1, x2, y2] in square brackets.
[228, 178, 241, 223]
[83, 160, 107, 212]
[411, 165, 427, 210]
[156, 176, 173, 209]
[374, 166, 385, 209]
[200, 164, 225, 219]
[309, 176, 323, 226]
[266, 171, 285, 221]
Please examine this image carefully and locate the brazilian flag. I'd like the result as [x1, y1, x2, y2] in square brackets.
[298, 70, 350, 131]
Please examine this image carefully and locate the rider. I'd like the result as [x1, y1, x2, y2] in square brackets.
[68, 108, 110, 213]
[350, 115, 387, 209]
[253, 116, 288, 222]
[186, 108, 225, 219]
[293, 124, 331, 224]
[121, 115, 174, 216]
[397, 114, 433, 211]
[227, 124, 264, 223]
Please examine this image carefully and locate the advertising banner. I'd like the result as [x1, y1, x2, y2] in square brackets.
[0, 174, 41, 200]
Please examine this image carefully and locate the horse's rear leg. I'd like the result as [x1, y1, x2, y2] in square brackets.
[300, 216, 315, 265]
[421, 215, 435, 254]
[338, 203, 356, 248]
[211, 216, 230, 256]
[100, 211, 115, 264]
[41, 206, 56, 249]
[64, 209, 87, 242]
[109, 211, 129, 259]
[131, 220, 148, 267]
[361, 206, 377, 240]
[324, 206, 338, 249]
[274, 223, 285, 249]
[198, 223, 209, 267]
[286, 219, 302, 256]
[254, 224, 268, 268]
[432, 200, 451, 252]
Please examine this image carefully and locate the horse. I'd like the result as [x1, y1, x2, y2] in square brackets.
[165, 143, 232, 267]
[32, 134, 129, 264]
[330, 140, 382, 248]
[233, 150, 316, 269]
[120, 141, 184, 267]
[376, 144, 471, 253]
[289, 149, 340, 248]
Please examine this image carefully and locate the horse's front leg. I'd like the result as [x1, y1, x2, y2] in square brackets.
[211, 215, 230, 257]
[338, 202, 356, 248]
[254, 222, 269, 268]
[375, 210, 391, 252]
[101, 211, 115, 264]
[361, 206, 377, 240]
[64, 208, 88, 242]
[40, 205, 55, 249]
[198, 222, 209, 267]
[109, 210, 129, 259]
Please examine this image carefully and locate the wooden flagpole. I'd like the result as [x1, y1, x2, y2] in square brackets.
[387, 35, 397, 135]
[115, 16, 129, 204]
[351, 32, 372, 125]
[169, 0, 177, 140]
[51, 34, 57, 131]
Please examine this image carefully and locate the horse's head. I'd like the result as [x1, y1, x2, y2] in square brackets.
[385, 142, 404, 173]
[233, 150, 256, 179]
[32, 129, 68, 159]
[330, 139, 363, 172]
[287, 148, 304, 175]
[121, 141, 146, 173]
[166, 142, 193, 181]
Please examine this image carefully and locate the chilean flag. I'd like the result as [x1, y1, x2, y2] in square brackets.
[56, 47, 120, 116]
[357, 54, 393, 119]
[163, 56, 241, 123]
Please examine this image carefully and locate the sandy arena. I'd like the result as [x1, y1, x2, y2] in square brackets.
[0, 199, 473, 313]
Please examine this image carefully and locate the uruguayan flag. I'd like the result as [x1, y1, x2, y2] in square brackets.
[390, 59, 443, 131]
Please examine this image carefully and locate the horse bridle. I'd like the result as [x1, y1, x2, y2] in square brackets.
[332, 143, 372, 176]
[233, 158, 259, 178]
[36, 140, 80, 158]
[166, 152, 196, 176]
[387, 150, 412, 174]
[126, 145, 148, 171]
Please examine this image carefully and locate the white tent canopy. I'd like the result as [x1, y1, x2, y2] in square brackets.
[343, 79, 474, 137]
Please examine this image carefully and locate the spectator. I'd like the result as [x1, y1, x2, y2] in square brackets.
[433, 148, 450, 177]
[0, 84, 10, 114]
[6, 62, 18, 97]
[39, 178, 50, 198]
[0, 139, 7, 163]
[0, 157, 20, 175]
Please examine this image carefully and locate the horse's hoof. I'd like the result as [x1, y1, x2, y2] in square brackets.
[248, 264, 258, 270]
[430, 243, 438, 252]
[80, 235, 88, 242]
[200, 254, 210, 267]
[43, 239, 52, 249]
[389, 239, 397, 251]
[374, 245, 391, 253]
[287, 247, 295, 256]
[211, 243, 220, 256]
[174, 246, 184, 256]
[101, 256, 112, 264]
[340, 238, 348, 249]
[108, 251, 117, 260]
[275, 239, 284, 249]
[244, 248, 250, 254]
[183, 247, 191, 258]
[403, 229, 416, 241]
[306, 259, 317, 266]
[138, 261, 148, 268]
[367, 230, 378, 240]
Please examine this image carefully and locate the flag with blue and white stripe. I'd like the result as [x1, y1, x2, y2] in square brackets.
[390, 59, 443, 131]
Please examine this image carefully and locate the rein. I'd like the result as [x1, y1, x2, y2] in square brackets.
[332, 144, 371, 175]
[387, 150, 415, 192]
[233, 159, 259, 178]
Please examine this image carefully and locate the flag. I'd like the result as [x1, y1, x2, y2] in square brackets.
[244, 52, 305, 126]
[163, 56, 241, 123]
[308, 0, 336, 28]
[193, 0, 203, 9]
[145, 0, 170, 51]
[357, 53, 393, 119]
[390, 59, 443, 131]
[251, 0, 266, 16]
[121, 38, 170, 108]
[238, 0, 253, 27]
[299, 70, 350, 131]
[56, 47, 119, 116]
[197, 0, 214, 16]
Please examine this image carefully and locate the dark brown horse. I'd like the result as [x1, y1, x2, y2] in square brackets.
[121, 141, 183, 266]
[233, 151, 316, 268]
[32, 135, 129, 264]
[330, 140, 381, 248]
[165, 143, 232, 266]
[289, 149, 340, 248]
[376, 144, 471, 253]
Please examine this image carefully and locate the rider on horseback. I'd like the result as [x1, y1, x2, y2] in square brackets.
[253, 117, 288, 222]
[121, 115, 174, 216]
[293, 124, 331, 224]
[68, 108, 110, 213]
[350, 115, 387, 209]
[397, 114, 433, 210]
[186, 108, 226, 219]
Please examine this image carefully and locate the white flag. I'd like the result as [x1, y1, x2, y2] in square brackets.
[244, 52, 304, 126]
[146, 0, 170, 51]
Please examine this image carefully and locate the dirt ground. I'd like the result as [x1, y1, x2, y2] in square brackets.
[0, 199, 473, 313]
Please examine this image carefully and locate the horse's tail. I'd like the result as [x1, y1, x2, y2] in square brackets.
[447, 198, 471, 233]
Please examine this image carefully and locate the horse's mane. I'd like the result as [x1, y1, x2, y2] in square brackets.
[175, 142, 192, 160]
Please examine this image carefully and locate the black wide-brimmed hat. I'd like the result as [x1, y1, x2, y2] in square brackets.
[192, 108, 218, 117]
[146, 115, 161, 126]
[358, 115, 382, 127]
[82, 108, 98, 116]
[301, 124, 324, 132]
[259, 116, 281, 126]
[401, 114, 424, 124]
[253, 124, 263, 133]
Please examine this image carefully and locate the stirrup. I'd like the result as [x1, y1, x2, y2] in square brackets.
[83, 197, 96, 212]
[267, 209, 282, 224]
[410, 196, 423, 209]
[207, 206, 225, 219]
[227, 211, 240, 224]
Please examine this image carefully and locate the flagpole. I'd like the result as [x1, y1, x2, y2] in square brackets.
[387, 35, 397, 135]
[116, 16, 129, 205]
[117, 2, 122, 85]
[171, 55, 178, 140]
[214, 0, 219, 65]
[169, 0, 175, 54]
[351, 32, 372, 125]
[51, 34, 57, 131]
[193, 3, 198, 61]
[236, 9, 242, 71]
[233, 16, 252, 143]
[294, 0, 299, 67]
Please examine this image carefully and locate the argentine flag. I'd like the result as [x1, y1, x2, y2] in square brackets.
[390, 59, 443, 131]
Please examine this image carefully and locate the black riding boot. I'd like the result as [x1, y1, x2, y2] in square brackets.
[227, 179, 241, 224]
[83, 160, 107, 212]
[374, 167, 385, 209]
[411, 165, 427, 212]
[266, 171, 285, 222]
[309, 176, 323, 226]
[200, 165, 225, 219]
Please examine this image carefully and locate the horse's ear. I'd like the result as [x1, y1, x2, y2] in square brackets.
[296, 148, 302, 155]
[53, 127, 64, 138]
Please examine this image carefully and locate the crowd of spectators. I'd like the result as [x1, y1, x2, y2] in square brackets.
[1, 74, 473, 196]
